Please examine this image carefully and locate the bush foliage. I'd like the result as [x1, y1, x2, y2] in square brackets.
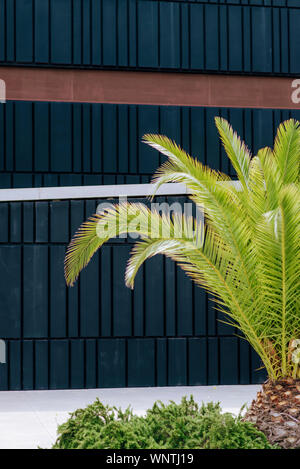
[53, 396, 276, 449]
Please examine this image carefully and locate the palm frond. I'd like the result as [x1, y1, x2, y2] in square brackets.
[272, 119, 300, 185]
[214, 117, 251, 190]
[65, 117, 300, 381]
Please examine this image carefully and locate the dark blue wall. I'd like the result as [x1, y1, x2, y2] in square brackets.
[1, 0, 299, 75]
[1, 101, 300, 189]
[0, 195, 266, 390]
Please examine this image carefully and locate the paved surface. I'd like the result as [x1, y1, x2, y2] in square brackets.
[0, 385, 260, 449]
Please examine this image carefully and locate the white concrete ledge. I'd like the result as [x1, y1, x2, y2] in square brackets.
[0, 181, 242, 203]
[0, 183, 189, 202]
[0, 385, 260, 449]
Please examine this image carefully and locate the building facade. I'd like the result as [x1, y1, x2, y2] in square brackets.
[0, 0, 299, 390]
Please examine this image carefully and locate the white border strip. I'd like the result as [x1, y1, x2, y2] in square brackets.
[0, 181, 242, 202]
[0, 183, 189, 202]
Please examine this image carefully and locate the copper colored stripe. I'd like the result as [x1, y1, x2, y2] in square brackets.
[0, 67, 300, 109]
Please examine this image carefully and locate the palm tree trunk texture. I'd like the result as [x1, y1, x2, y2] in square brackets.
[245, 379, 300, 449]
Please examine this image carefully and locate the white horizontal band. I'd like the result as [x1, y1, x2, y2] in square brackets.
[0, 181, 241, 202]
[0, 183, 189, 202]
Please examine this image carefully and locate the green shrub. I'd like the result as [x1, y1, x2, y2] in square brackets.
[52, 396, 276, 449]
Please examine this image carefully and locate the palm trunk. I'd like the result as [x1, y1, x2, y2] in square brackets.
[244, 379, 300, 448]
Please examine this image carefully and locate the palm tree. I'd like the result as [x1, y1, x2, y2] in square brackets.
[65, 118, 300, 449]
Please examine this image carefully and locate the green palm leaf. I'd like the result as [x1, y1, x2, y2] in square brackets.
[65, 117, 300, 381]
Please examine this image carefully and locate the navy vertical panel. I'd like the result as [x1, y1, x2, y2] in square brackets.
[0, 203, 8, 242]
[91, 0, 101, 65]
[138, 106, 159, 173]
[159, 2, 180, 69]
[289, 9, 300, 74]
[156, 338, 167, 386]
[240, 339, 251, 385]
[102, 0, 117, 66]
[205, 5, 219, 70]
[35, 202, 48, 242]
[272, 7, 281, 74]
[160, 106, 181, 161]
[73, 0, 82, 65]
[35, 0, 49, 63]
[35, 340, 48, 389]
[15, 0, 33, 62]
[128, 105, 138, 173]
[100, 245, 112, 337]
[68, 200, 84, 337]
[220, 337, 239, 384]
[205, 108, 220, 170]
[252, 7, 272, 73]
[80, 226, 99, 336]
[34, 102, 49, 171]
[188, 338, 207, 385]
[219, 5, 228, 71]
[279, 8, 289, 74]
[82, 0, 91, 65]
[50, 201, 69, 243]
[5, 102, 14, 171]
[103, 104, 117, 173]
[23, 246, 48, 338]
[15, 102, 32, 171]
[194, 287, 206, 337]
[190, 4, 204, 69]
[85, 339, 97, 388]
[253, 109, 274, 154]
[243, 5, 251, 72]
[10, 202, 21, 243]
[9, 341, 21, 390]
[70, 339, 85, 389]
[165, 257, 176, 336]
[228, 6, 243, 71]
[133, 267, 144, 336]
[0, 246, 21, 338]
[6, 0, 15, 61]
[92, 104, 102, 172]
[73, 103, 82, 173]
[138, 0, 158, 67]
[145, 256, 164, 336]
[50, 246, 67, 338]
[181, 3, 189, 70]
[118, 105, 129, 173]
[128, 339, 155, 387]
[23, 203, 34, 243]
[128, 0, 137, 67]
[82, 104, 91, 172]
[22, 341, 34, 390]
[98, 339, 126, 388]
[50, 103, 72, 172]
[168, 338, 187, 386]
[190, 107, 205, 163]
[0, 0, 5, 61]
[177, 266, 193, 336]
[118, 0, 129, 67]
[50, 0, 72, 64]
[50, 340, 69, 389]
[207, 296, 216, 337]
[113, 246, 132, 337]
[207, 338, 219, 385]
